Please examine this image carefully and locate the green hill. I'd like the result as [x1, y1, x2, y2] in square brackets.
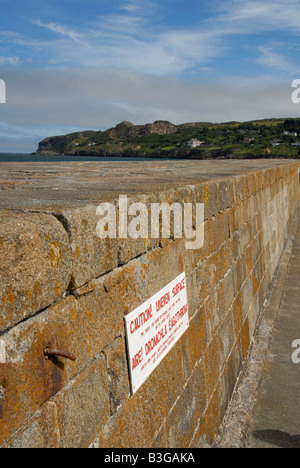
[35, 118, 300, 159]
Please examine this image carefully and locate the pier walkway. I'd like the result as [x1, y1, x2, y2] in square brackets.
[217, 207, 300, 448]
[246, 208, 300, 448]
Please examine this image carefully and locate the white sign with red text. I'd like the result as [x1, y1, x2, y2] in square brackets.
[125, 272, 189, 394]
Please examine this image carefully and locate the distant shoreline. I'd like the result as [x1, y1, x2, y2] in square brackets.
[0, 153, 172, 162]
[33, 118, 300, 161]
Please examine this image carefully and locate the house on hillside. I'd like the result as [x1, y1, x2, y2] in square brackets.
[244, 137, 254, 144]
[187, 139, 204, 148]
[270, 140, 281, 148]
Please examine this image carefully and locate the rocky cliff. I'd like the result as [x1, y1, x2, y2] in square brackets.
[109, 120, 177, 139]
[35, 121, 179, 156]
[36, 131, 97, 155]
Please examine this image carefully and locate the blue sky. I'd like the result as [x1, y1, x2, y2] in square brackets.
[0, 0, 300, 151]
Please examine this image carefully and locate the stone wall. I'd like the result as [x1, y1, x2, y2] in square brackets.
[0, 161, 299, 448]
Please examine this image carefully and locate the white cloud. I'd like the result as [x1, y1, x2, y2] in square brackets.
[26, 11, 225, 76]
[216, 0, 300, 33]
[121, 0, 159, 16]
[256, 46, 300, 74]
[3, 0, 300, 77]
[2, 68, 298, 131]
[0, 56, 19, 66]
[34, 20, 86, 44]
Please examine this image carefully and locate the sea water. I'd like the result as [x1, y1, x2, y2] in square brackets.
[0, 153, 167, 162]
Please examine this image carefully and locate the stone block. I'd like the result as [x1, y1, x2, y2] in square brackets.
[203, 217, 216, 259]
[52, 354, 110, 448]
[181, 306, 208, 375]
[98, 341, 186, 448]
[240, 317, 250, 360]
[117, 193, 160, 265]
[255, 171, 264, 192]
[202, 333, 220, 398]
[223, 269, 235, 312]
[245, 173, 256, 198]
[186, 269, 200, 319]
[0, 211, 71, 332]
[218, 179, 234, 211]
[0, 297, 76, 444]
[218, 342, 242, 419]
[232, 292, 243, 339]
[57, 204, 119, 289]
[203, 180, 219, 219]
[194, 260, 216, 306]
[152, 423, 168, 448]
[235, 175, 248, 202]
[241, 276, 254, 320]
[0, 286, 125, 444]
[236, 199, 249, 231]
[218, 311, 235, 371]
[1, 402, 60, 448]
[211, 241, 231, 284]
[102, 337, 131, 415]
[204, 290, 219, 342]
[165, 361, 206, 448]
[198, 385, 222, 445]
[137, 241, 185, 300]
[216, 280, 226, 323]
[247, 295, 260, 337]
[237, 221, 252, 257]
[213, 211, 230, 247]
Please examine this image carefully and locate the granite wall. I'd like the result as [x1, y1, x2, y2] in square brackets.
[0, 162, 299, 448]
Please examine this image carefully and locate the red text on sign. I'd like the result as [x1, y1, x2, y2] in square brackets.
[156, 292, 171, 312]
[130, 305, 153, 334]
[145, 325, 168, 355]
[172, 278, 185, 297]
[132, 347, 143, 370]
[169, 304, 188, 331]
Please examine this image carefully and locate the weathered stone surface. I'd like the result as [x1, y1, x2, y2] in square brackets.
[97, 340, 186, 448]
[0, 211, 71, 332]
[181, 306, 208, 375]
[56, 204, 119, 289]
[1, 402, 60, 448]
[2, 355, 110, 448]
[165, 362, 206, 448]
[0, 297, 77, 444]
[102, 337, 131, 415]
[0, 281, 127, 445]
[53, 354, 110, 448]
[0, 160, 299, 448]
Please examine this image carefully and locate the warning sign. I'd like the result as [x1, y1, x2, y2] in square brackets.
[125, 272, 189, 394]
